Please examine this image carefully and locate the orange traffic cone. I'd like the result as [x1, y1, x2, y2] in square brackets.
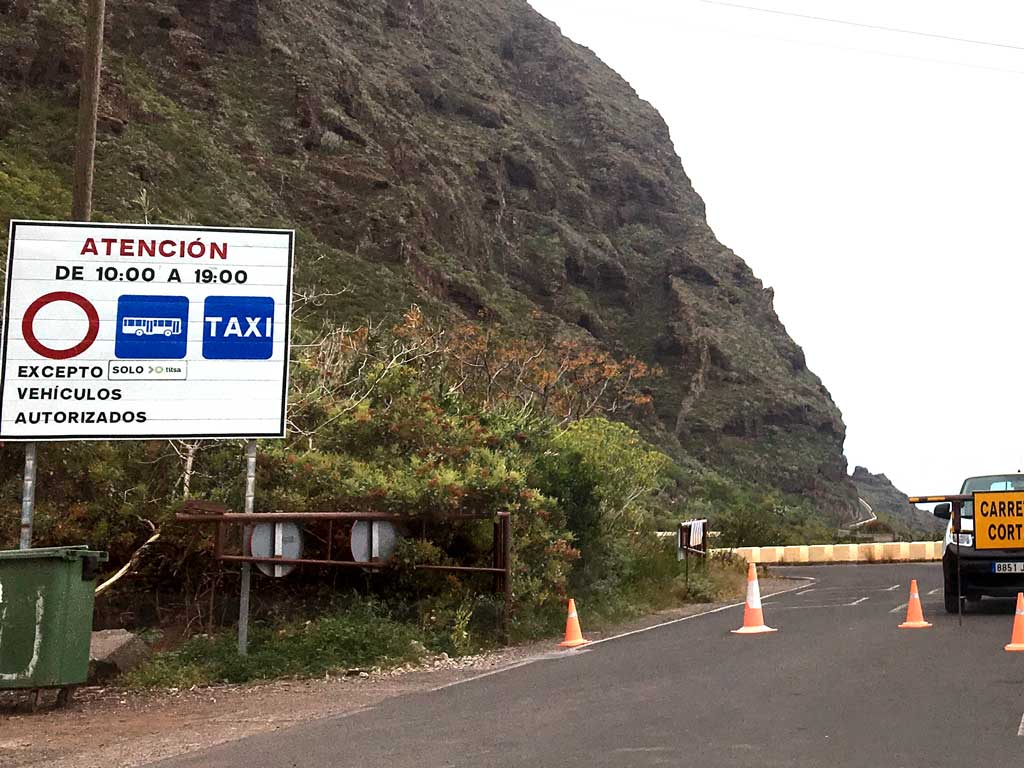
[731, 562, 777, 634]
[559, 598, 589, 648]
[1005, 593, 1024, 651]
[898, 579, 932, 629]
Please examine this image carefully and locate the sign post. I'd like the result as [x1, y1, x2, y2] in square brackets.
[238, 438, 257, 655]
[677, 518, 708, 591]
[18, 442, 36, 549]
[954, 500, 963, 627]
[17, 0, 111, 550]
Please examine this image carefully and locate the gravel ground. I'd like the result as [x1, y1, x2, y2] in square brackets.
[0, 577, 802, 768]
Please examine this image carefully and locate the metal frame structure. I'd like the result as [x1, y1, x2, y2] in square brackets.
[908, 494, 967, 625]
[176, 502, 514, 637]
[677, 518, 709, 590]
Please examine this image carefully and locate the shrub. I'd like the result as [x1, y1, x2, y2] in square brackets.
[126, 598, 427, 686]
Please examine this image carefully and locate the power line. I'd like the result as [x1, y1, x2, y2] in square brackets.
[700, 0, 1024, 53]
[731, 22, 1024, 77]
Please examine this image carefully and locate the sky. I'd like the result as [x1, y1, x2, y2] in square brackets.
[528, 0, 1024, 497]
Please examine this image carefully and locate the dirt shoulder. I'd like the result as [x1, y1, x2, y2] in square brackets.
[0, 577, 802, 768]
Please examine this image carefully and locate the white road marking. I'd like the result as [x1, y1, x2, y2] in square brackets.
[799, 586, 907, 593]
[430, 656, 556, 692]
[1017, 711, 1024, 737]
[772, 589, 876, 609]
[926, 588, 941, 596]
[889, 602, 908, 614]
[777, 599, 869, 610]
[434, 579, 817, 691]
[777, 604, 853, 610]
[584, 580, 814, 647]
[887, 584, 901, 591]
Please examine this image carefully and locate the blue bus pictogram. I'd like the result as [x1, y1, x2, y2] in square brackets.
[115, 295, 189, 359]
[121, 317, 183, 336]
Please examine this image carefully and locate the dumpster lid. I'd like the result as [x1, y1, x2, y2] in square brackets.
[0, 545, 108, 562]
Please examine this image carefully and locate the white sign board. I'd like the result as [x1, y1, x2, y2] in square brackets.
[0, 220, 293, 440]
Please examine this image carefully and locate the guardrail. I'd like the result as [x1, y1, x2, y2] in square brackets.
[715, 541, 944, 565]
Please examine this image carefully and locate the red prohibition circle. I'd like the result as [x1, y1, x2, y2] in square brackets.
[21, 291, 100, 360]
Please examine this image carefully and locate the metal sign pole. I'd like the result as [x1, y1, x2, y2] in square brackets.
[954, 501, 963, 627]
[502, 511, 512, 642]
[13, 0, 109, 550]
[685, 541, 689, 590]
[237, 439, 257, 655]
[16, 0, 107, 550]
[18, 443, 37, 549]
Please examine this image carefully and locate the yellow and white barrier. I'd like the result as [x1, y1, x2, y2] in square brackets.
[716, 540, 944, 565]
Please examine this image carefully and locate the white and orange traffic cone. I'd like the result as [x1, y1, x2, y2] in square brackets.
[559, 598, 589, 648]
[731, 562, 777, 634]
[898, 579, 932, 629]
[1005, 593, 1024, 652]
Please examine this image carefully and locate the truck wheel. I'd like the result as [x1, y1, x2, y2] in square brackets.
[944, 588, 958, 614]
[944, 565, 959, 613]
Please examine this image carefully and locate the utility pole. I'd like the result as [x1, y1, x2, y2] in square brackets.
[20, 0, 106, 549]
[71, 0, 106, 221]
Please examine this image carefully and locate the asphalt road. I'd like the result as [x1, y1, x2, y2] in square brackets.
[150, 563, 1024, 767]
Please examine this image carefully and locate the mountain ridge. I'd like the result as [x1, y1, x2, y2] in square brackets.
[0, 0, 858, 518]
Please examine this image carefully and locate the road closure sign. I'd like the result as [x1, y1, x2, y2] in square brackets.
[973, 491, 1024, 549]
[1, 221, 293, 440]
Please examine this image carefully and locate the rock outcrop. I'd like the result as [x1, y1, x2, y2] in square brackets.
[89, 629, 151, 683]
[851, 466, 943, 536]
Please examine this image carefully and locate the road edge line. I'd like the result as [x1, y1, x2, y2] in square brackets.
[428, 577, 815, 692]
[429, 656, 549, 692]
[584, 577, 815, 648]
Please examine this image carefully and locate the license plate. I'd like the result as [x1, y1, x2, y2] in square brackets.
[993, 562, 1024, 574]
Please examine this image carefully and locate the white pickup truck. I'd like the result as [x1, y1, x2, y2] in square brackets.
[933, 473, 1024, 613]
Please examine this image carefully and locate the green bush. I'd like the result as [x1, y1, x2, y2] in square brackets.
[127, 599, 428, 687]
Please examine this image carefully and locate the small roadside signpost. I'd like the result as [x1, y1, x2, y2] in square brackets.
[678, 518, 709, 590]
[1, 220, 294, 653]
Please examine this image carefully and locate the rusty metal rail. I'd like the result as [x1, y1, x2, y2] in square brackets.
[176, 503, 514, 637]
[176, 511, 496, 522]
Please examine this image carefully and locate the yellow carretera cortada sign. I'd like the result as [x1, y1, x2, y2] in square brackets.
[974, 491, 1024, 549]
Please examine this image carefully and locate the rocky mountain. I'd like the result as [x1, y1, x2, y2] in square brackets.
[851, 466, 943, 537]
[0, 0, 858, 519]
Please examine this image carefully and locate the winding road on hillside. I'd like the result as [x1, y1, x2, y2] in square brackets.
[150, 564, 1024, 768]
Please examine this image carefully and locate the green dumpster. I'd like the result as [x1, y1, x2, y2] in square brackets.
[0, 546, 107, 691]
